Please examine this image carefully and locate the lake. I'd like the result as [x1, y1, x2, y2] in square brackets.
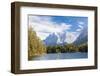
[32, 52, 88, 60]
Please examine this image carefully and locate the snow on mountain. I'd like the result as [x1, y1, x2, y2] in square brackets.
[74, 26, 88, 45]
[43, 31, 78, 46]
[43, 25, 88, 46]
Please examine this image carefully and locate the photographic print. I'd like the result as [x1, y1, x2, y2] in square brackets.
[28, 15, 88, 61]
[11, 2, 97, 74]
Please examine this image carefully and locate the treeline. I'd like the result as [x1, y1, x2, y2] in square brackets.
[47, 43, 88, 53]
[28, 27, 46, 60]
[28, 26, 88, 60]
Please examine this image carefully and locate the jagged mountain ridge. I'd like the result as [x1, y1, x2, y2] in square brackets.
[43, 26, 88, 46]
[43, 32, 67, 46]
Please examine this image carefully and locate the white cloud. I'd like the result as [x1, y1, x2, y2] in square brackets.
[78, 21, 84, 25]
[78, 25, 83, 29]
[36, 32, 49, 40]
[76, 24, 84, 32]
[29, 15, 72, 40]
[76, 29, 81, 32]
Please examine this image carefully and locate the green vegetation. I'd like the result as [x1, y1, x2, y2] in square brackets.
[78, 43, 88, 52]
[28, 27, 46, 60]
[46, 43, 88, 53]
[28, 27, 88, 60]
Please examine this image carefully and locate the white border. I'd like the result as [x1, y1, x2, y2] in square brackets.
[20, 6, 95, 70]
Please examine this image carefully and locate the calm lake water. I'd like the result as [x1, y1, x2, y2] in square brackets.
[32, 52, 88, 60]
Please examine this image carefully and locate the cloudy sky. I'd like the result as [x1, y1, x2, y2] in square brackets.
[28, 15, 88, 43]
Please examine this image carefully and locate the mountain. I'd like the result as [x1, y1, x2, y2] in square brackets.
[43, 32, 67, 46]
[74, 26, 88, 45]
[43, 26, 88, 46]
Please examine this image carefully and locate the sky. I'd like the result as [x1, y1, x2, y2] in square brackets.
[28, 15, 88, 43]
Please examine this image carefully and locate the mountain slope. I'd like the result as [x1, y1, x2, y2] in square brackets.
[43, 32, 67, 46]
[74, 27, 88, 45]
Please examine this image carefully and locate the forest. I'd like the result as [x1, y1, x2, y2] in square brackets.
[28, 27, 46, 60]
[28, 27, 88, 60]
[46, 43, 88, 53]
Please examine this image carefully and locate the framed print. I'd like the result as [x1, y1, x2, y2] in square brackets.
[11, 2, 98, 74]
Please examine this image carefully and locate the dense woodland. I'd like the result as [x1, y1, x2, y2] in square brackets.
[28, 27, 88, 60]
[46, 43, 87, 53]
[28, 27, 46, 60]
